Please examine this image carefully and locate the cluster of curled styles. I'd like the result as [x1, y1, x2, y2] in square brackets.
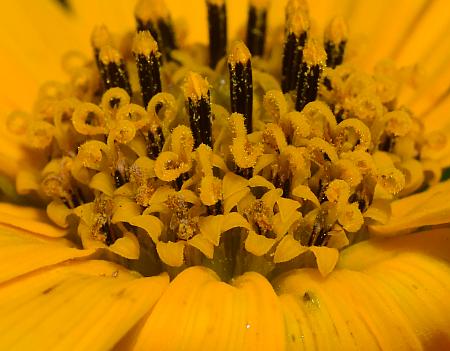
[9, 0, 445, 279]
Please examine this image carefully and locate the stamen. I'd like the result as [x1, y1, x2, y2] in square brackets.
[92, 196, 117, 245]
[206, 0, 227, 68]
[281, 9, 310, 93]
[90, 26, 112, 94]
[295, 39, 327, 111]
[134, 0, 177, 61]
[132, 31, 162, 108]
[246, 0, 269, 56]
[324, 16, 348, 68]
[229, 113, 263, 178]
[183, 72, 213, 148]
[246, 200, 274, 238]
[228, 41, 253, 133]
[309, 209, 329, 246]
[90, 25, 112, 69]
[98, 45, 132, 96]
[146, 126, 165, 160]
[135, 0, 159, 39]
[166, 194, 199, 241]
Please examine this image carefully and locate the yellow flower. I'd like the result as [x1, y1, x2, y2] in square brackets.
[0, 0, 450, 350]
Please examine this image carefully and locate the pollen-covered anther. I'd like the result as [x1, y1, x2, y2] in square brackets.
[90, 25, 112, 80]
[183, 72, 213, 147]
[295, 38, 327, 111]
[282, 8, 310, 93]
[134, 0, 177, 61]
[324, 16, 348, 68]
[132, 31, 162, 108]
[134, 0, 169, 26]
[91, 25, 112, 53]
[228, 41, 253, 132]
[135, 0, 169, 28]
[98, 45, 132, 96]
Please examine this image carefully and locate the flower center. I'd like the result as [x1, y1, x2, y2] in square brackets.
[10, 0, 446, 280]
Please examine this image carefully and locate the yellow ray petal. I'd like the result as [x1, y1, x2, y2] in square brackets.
[368, 254, 450, 349]
[0, 202, 67, 237]
[338, 227, 450, 271]
[369, 180, 450, 236]
[0, 223, 94, 284]
[134, 266, 285, 350]
[356, 0, 428, 69]
[0, 260, 168, 351]
[0, 1, 85, 110]
[394, 1, 450, 67]
[275, 235, 450, 350]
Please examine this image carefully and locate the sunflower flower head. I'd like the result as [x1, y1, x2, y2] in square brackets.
[6, 0, 447, 281]
[1, 0, 450, 349]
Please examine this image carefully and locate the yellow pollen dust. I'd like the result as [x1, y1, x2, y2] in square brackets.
[182, 72, 210, 101]
[303, 38, 327, 66]
[287, 9, 310, 35]
[99, 45, 123, 65]
[228, 41, 252, 65]
[132, 31, 159, 56]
